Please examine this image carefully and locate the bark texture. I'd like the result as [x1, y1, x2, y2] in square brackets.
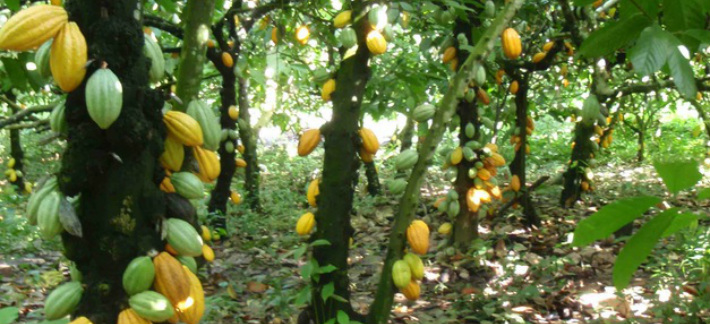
[237, 77, 261, 210]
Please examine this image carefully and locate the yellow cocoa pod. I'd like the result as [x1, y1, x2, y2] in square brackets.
[322, 79, 336, 101]
[296, 25, 310, 45]
[333, 10, 352, 28]
[359, 128, 379, 154]
[477, 168, 491, 181]
[501, 28, 522, 59]
[228, 105, 239, 120]
[160, 136, 184, 172]
[230, 191, 241, 204]
[495, 69, 505, 85]
[450, 147, 463, 165]
[696, 92, 702, 101]
[163, 111, 204, 147]
[298, 129, 321, 157]
[0, 5, 67, 51]
[366, 30, 387, 55]
[307, 179, 320, 207]
[153, 252, 191, 308]
[563, 78, 569, 88]
[532, 52, 546, 63]
[271, 27, 279, 44]
[235, 158, 247, 168]
[485, 143, 498, 153]
[511, 175, 521, 192]
[400, 280, 420, 301]
[50, 22, 87, 92]
[69, 317, 92, 324]
[542, 41, 554, 52]
[359, 147, 374, 163]
[201, 225, 211, 241]
[221, 52, 233, 68]
[477, 88, 490, 105]
[296, 212, 315, 235]
[160, 176, 176, 193]
[177, 265, 205, 324]
[406, 220, 429, 255]
[237, 144, 245, 154]
[437, 222, 452, 235]
[510, 80, 519, 94]
[117, 309, 150, 324]
[442, 46, 457, 64]
[192, 146, 220, 183]
[488, 153, 506, 167]
[206, 39, 215, 48]
[202, 244, 215, 262]
[581, 181, 590, 191]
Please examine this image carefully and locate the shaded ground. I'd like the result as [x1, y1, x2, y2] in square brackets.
[1, 153, 708, 323]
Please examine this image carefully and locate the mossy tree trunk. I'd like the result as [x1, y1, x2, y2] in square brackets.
[508, 73, 539, 226]
[399, 114, 414, 152]
[58, 1, 165, 323]
[237, 77, 261, 211]
[364, 161, 380, 196]
[9, 128, 26, 192]
[560, 122, 595, 207]
[174, 0, 216, 109]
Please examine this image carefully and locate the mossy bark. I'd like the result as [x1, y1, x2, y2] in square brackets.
[207, 48, 238, 228]
[174, 0, 216, 109]
[237, 77, 261, 211]
[364, 161, 380, 196]
[9, 128, 26, 192]
[308, 16, 371, 324]
[58, 1, 165, 323]
[399, 115, 414, 152]
[509, 74, 539, 226]
[560, 123, 595, 208]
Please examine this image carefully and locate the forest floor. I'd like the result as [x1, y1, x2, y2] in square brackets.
[1, 153, 709, 324]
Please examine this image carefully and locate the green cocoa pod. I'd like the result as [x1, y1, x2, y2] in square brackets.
[122, 256, 155, 296]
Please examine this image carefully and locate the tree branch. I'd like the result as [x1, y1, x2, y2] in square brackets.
[0, 103, 55, 130]
[143, 15, 184, 39]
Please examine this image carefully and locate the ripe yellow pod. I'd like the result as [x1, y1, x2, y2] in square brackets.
[307, 179, 320, 207]
[501, 28, 522, 59]
[235, 158, 247, 168]
[359, 147, 374, 163]
[117, 309, 150, 324]
[511, 175, 521, 192]
[333, 10, 352, 28]
[201, 225, 211, 241]
[0, 5, 67, 51]
[228, 105, 239, 120]
[222, 52, 233, 68]
[406, 220, 429, 255]
[163, 111, 204, 147]
[322, 79, 336, 101]
[442, 46, 457, 64]
[192, 146, 220, 183]
[160, 136, 184, 172]
[50, 22, 88, 92]
[271, 27, 279, 44]
[202, 244, 215, 262]
[476, 88, 490, 105]
[298, 129, 322, 156]
[400, 280, 420, 301]
[359, 128, 379, 154]
[437, 222, 452, 235]
[177, 265, 205, 324]
[532, 52, 546, 63]
[510, 80, 519, 94]
[69, 317, 92, 324]
[230, 191, 241, 204]
[495, 69, 505, 85]
[296, 25, 310, 45]
[366, 30, 387, 55]
[542, 41, 554, 52]
[485, 143, 498, 153]
[296, 212, 315, 235]
[450, 147, 463, 165]
[160, 176, 176, 193]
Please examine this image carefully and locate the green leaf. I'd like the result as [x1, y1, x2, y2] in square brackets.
[301, 259, 317, 280]
[662, 212, 698, 237]
[572, 196, 661, 247]
[337, 310, 350, 324]
[667, 46, 698, 100]
[613, 208, 677, 290]
[321, 282, 335, 302]
[0, 58, 29, 91]
[0, 307, 19, 324]
[155, 0, 178, 13]
[628, 25, 672, 76]
[620, 0, 660, 18]
[317, 264, 338, 274]
[5, 0, 20, 12]
[697, 188, 710, 200]
[578, 13, 651, 58]
[663, 0, 706, 32]
[573, 0, 597, 5]
[310, 239, 331, 247]
[324, 319, 336, 324]
[294, 286, 311, 306]
[653, 160, 701, 194]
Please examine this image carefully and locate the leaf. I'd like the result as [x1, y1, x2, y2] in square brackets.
[317, 264, 337, 274]
[613, 208, 678, 290]
[58, 198, 82, 238]
[310, 239, 331, 247]
[0, 58, 29, 91]
[628, 25, 672, 76]
[301, 259, 317, 281]
[663, 0, 706, 32]
[155, 0, 178, 13]
[572, 196, 661, 247]
[293, 243, 307, 260]
[5, 0, 20, 12]
[698, 188, 710, 200]
[573, 0, 597, 5]
[337, 310, 350, 324]
[321, 282, 335, 302]
[0, 307, 19, 324]
[294, 286, 311, 306]
[653, 160, 701, 194]
[620, 0, 660, 18]
[662, 212, 698, 237]
[666, 46, 698, 100]
[324, 319, 336, 324]
[578, 14, 651, 59]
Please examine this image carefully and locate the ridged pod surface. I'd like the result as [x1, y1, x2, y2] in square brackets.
[69, 317, 93, 324]
[333, 10, 352, 28]
[160, 136, 184, 172]
[37, 191, 62, 240]
[296, 212, 315, 235]
[298, 129, 321, 156]
[321, 79, 336, 101]
[117, 308, 150, 324]
[413, 104, 435, 122]
[366, 30, 387, 55]
[35, 40, 53, 78]
[153, 252, 191, 307]
[339, 28, 357, 48]
[406, 220, 429, 255]
[394, 149, 418, 170]
[44, 282, 83, 320]
[306, 179, 319, 207]
[177, 255, 197, 273]
[186, 100, 221, 151]
[50, 22, 87, 92]
[85, 68, 123, 129]
[49, 102, 67, 135]
[501, 28, 522, 60]
[400, 280, 420, 301]
[143, 35, 165, 83]
[177, 265, 205, 324]
[165, 218, 204, 257]
[438, 222, 452, 235]
[0, 5, 67, 51]
[511, 175, 521, 192]
[170, 172, 204, 199]
[122, 256, 155, 296]
[359, 128, 379, 154]
[392, 260, 412, 288]
[163, 111, 204, 147]
[192, 146, 220, 183]
[27, 177, 58, 225]
[403, 253, 424, 280]
[202, 244, 215, 262]
[442, 47, 456, 64]
[129, 291, 175, 322]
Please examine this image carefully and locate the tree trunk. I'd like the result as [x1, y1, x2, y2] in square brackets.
[58, 1, 165, 323]
[364, 161, 380, 196]
[237, 77, 261, 211]
[509, 73, 539, 226]
[399, 115, 414, 152]
[9, 127, 26, 192]
[174, 0, 216, 109]
[207, 48, 238, 228]
[453, 99, 479, 249]
[560, 123, 595, 207]
[637, 130, 644, 162]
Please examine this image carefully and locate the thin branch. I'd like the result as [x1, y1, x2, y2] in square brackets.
[144, 15, 184, 38]
[0, 102, 56, 130]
